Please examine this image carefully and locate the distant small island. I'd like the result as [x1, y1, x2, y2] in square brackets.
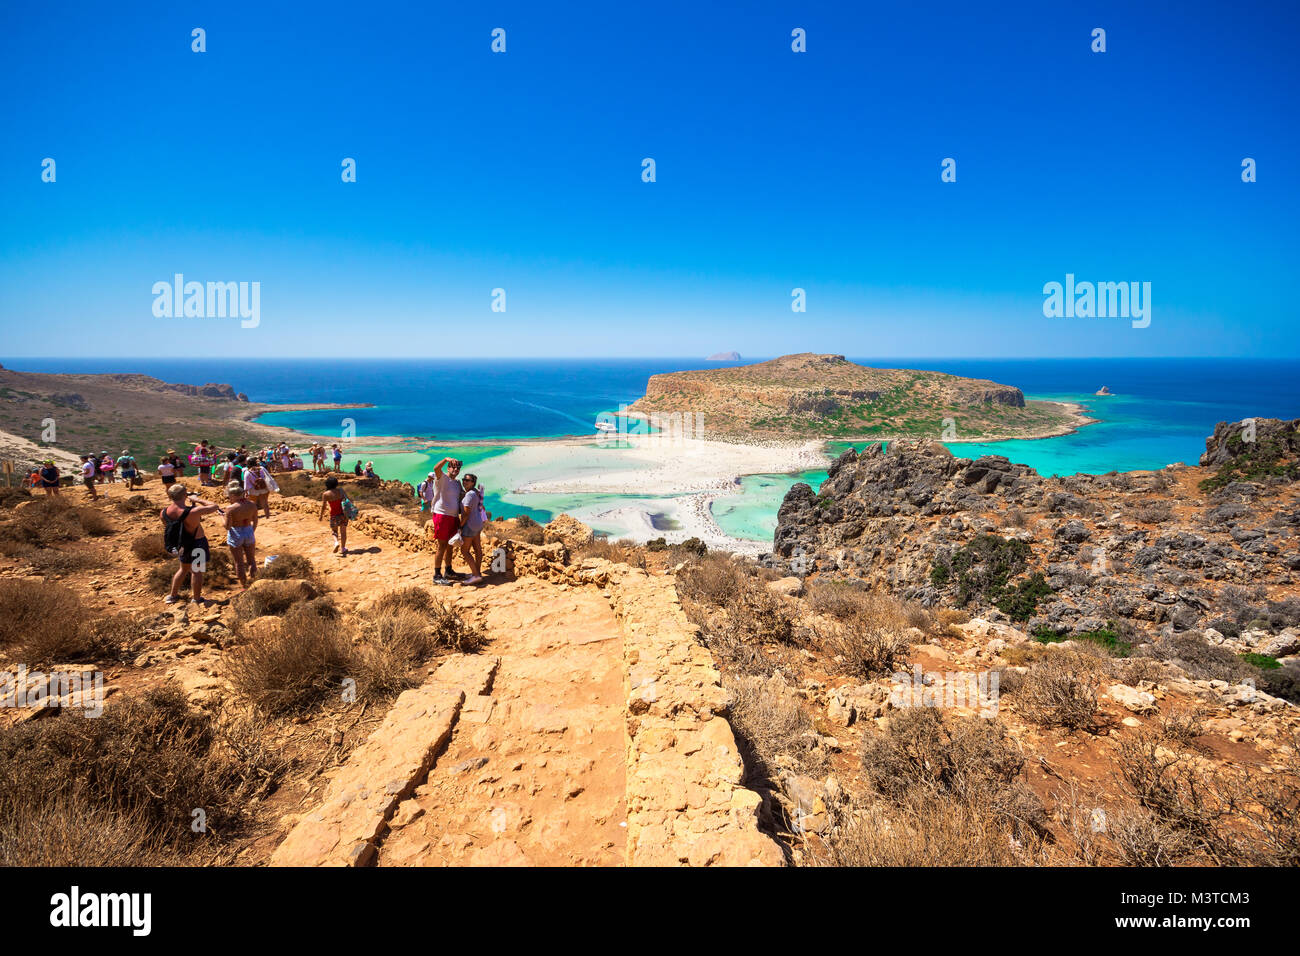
[628, 353, 1092, 442]
[706, 351, 741, 361]
[1096, 385, 1113, 396]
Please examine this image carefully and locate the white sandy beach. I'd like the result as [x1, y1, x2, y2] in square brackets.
[475, 435, 831, 554]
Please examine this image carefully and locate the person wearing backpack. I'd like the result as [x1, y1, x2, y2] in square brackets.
[319, 476, 351, 556]
[243, 459, 278, 519]
[161, 484, 223, 606]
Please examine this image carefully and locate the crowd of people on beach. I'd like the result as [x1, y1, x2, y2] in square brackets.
[28, 440, 491, 606]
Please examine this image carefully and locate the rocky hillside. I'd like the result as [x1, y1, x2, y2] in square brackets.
[770, 418, 1300, 689]
[0, 364, 363, 467]
[626, 353, 1085, 441]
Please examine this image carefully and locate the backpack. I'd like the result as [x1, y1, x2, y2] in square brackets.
[252, 468, 268, 493]
[341, 496, 359, 521]
[163, 505, 193, 555]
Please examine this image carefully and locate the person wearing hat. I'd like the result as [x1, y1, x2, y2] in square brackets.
[38, 459, 61, 497]
[417, 471, 436, 513]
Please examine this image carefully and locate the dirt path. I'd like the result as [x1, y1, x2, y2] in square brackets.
[377, 580, 627, 866]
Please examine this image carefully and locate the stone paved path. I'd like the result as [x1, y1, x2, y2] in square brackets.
[377, 580, 627, 866]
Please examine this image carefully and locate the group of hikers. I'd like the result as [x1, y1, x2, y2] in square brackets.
[129, 446, 481, 605]
[30, 439, 486, 605]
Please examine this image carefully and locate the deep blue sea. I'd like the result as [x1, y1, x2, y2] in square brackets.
[7, 357, 1299, 540]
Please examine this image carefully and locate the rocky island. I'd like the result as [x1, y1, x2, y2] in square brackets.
[627, 353, 1089, 442]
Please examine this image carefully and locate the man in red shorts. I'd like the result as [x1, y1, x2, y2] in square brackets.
[426, 457, 464, 585]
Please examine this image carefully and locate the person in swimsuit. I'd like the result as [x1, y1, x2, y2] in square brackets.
[158, 455, 176, 487]
[224, 481, 259, 589]
[162, 483, 223, 606]
[332, 444, 342, 472]
[38, 459, 61, 496]
[320, 475, 350, 556]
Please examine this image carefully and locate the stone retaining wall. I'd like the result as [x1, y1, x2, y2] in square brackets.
[609, 567, 783, 866]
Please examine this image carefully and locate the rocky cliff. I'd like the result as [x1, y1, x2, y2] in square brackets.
[770, 419, 1300, 651]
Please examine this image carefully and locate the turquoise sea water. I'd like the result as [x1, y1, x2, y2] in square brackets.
[8, 358, 1299, 544]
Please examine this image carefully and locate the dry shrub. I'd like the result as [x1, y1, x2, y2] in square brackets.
[1117, 655, 1168, 687]
[0, 498, 85, 547]
[0, 580, 129, 663]
[231, 578, 318, 625]
[2, 543, 100, 573]
[0, 684, 284, 855]
[259, 552, 317, 581]
[818, 624, 911, 679]
[1138, 631, 1256, 684]
[726, 673, 828, 785]
[1001, 507, 1029, 529]
[131, 532, 168, 562]
[1108, 807, 1196, 866]
[227, 605, 356, 715]
[114, 495, 154, 514]
[372, 586, 437, 615]
[76, 508, 114, 537]
[573, 537, 646, 569]
[0, 792, 164, 866]
[369, 587, 485, 652]
[857, 708, 1048, 852]
[675, 552, 751, 607]
[680, 554, 797, 648]
[0, 579, 82, 649]
[1159, 707, 1204, 746]
[1049, 783, 1193, 866]
[1016, 649, 1105, 731]
[492, 519, 545, 545]
[816, 791, 1037, 866]
[356, 589, 487, 696]
[1116, 728, 1300, 866]
[356, 608, 436, 696]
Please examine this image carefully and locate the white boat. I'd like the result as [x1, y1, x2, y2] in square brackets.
[594, 421, 618, 433]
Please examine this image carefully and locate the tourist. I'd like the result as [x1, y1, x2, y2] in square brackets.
[157, 455, 177, 487]
[319, 475, 350, 556]
[224, 482, 258, 589]
[332, 444, 342, 472]
[162, 484, 222, 606]
[118, 450, 140, 489]
[98, 451, 115, 484]
[457, 472, 486, 585]
[353, 460, 363, 476]
[416, 471, 434, 513]
[427, 457, 463, 584]
[79, 455, 99, 500]
[243, 458, 278, 519]
[220, 452, 242, 487]
[364, 460, 377, 479]
[38, 459, 60, 496]
[192, 441, 213, 486]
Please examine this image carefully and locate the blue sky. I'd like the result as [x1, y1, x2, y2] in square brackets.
[1, 0, 1297, 359]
